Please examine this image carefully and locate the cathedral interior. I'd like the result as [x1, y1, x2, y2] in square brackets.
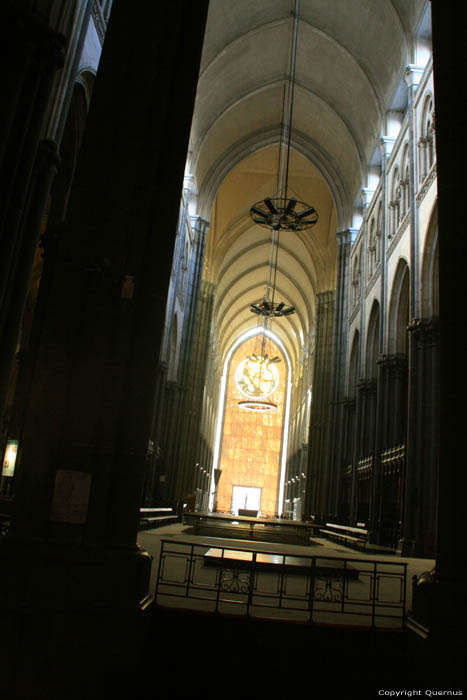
[0, 0, 465, 697]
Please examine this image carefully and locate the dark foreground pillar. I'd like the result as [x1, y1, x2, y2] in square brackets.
[407, 0, 466, 658]
[0, 1, 208, 694]
[0, 2, 65, 422]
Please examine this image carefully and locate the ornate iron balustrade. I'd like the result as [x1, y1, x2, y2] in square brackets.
[154, 539, 407, 628]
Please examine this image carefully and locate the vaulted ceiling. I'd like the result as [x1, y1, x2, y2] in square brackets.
[187, 0, 429, 376]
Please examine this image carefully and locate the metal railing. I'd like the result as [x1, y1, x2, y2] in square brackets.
[154, 539, 407, 628]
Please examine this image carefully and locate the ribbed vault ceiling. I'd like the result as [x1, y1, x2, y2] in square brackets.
[187, 0, 428, 376]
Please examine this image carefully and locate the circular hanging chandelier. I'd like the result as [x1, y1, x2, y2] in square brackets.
[238, 400, 278, 413]
[250, 197, 318, 232]
[249, 0, 318, 236]
[250, 299, 295, 318]
[239, 1, 314, 413]
[248, 0, 316, 327]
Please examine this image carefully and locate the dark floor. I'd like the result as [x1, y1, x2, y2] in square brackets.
[92, 605, 465, 699]
[7, 599, 464, 699]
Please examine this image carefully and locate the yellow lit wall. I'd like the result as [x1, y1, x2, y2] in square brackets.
[216, 336, 286, 517]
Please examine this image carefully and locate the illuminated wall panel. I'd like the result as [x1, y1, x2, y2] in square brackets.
[216, 336, 286, 516]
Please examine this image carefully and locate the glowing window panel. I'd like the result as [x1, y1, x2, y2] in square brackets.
[235, 356, 279, 399]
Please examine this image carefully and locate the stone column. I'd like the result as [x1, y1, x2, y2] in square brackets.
[0, 0, 209, 682]
[362, 380, 377, 456]
[326, 229, 356, 517]
[161, 381, 183, 500]
[190, 283, 216, 488]
[339, 398, 355, 522]
[377, 354, 408, 448]
[305, 290, 335, 520]
[392, 354, 408, 443]
[353, 380, 376, 523]
[144, 362, 168, 504]
[400, 319, 439, 557]
[174, 217, 210, 498]
[404, 65, 424, 318]
[382, 356, 407, 546]
[355, 381, 374, 462]
[367, 135, 394, 543]
[369, 356, 387, 543]
[349, 382, 364, 522]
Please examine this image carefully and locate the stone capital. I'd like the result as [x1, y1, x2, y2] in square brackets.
[336, 228, 358, 245]
[189, 215, 210, 238]
[343, 397, 356, 409]
[378, 353, 408, 376]
[357, 378, 377, 395]
[183, 173, 196, 196]
[316, 290, 335, 309]
[407, 317, 440, 345]
[361, 188, 375, 209]
[380, 136, 396, 159]
[404, 64, 424, 90]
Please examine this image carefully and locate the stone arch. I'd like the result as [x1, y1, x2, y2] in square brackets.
[168, 314, 179, 381]
[97, 0, 114, 22]
[75, 70, 96, 113]
[421, 204, 439, 318]
[351, 251, 361, 307]
[348, 330, 360, 398]
[196, 131, 348, 228]
[367, 216, 376, 279]
[400, 142, 410, 218]
[388, 258, 410, 355]
[365, 300, 380, 380]
[390, 165, 401, 236]
[53, 80, 89, 223]
[212, 328, 290, 517]
[376, 202, 382, 263]
[419, 92, 435, 181]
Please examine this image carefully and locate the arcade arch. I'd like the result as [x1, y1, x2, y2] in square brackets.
[388, 259, 410, 355]
[210, 328, 292, 517]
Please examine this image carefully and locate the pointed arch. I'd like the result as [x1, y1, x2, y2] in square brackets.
[348, 330, 360, 398]
[365, 300, 380, 380]
[168, 314, 179, 381]
[367, 216, 376, 279]
[376, 202, 383, 264]
[388, 258, 410, 355]
[421, 204, 439, 318]
[400, 142, 410, 218]
[419, 92, 435, 181]
[390, 165, 401, 236]
[219, 334, 286, 509]
[210, 326, 293, 516]
[351, 252, 361, 307]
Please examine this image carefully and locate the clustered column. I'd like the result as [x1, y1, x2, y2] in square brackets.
[304, 290, 335, 521]
[325, 229, 355, 520]
[401, 318, 439, 556]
